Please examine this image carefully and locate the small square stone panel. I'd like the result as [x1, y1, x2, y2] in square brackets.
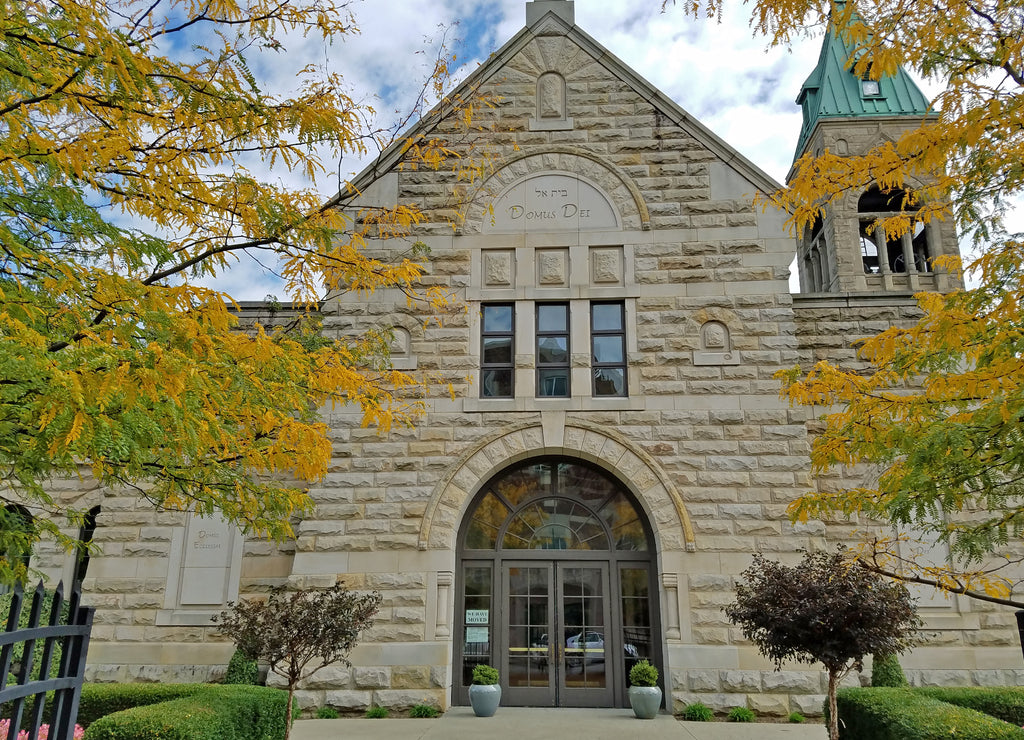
[536, 248, 569, 287]
[590, 246, 623, 285]
[482, 249, 515, 287]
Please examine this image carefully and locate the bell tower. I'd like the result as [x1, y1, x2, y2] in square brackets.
[791, 19, 960, 294]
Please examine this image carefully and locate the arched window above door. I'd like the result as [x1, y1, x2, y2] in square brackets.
[463, 459, 649, 552]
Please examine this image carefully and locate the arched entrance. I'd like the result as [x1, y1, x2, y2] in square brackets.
[454, 457, 661, 708]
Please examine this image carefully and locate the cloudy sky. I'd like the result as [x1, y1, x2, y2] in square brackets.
[204, 0, 846, 298]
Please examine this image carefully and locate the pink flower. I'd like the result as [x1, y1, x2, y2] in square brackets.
[0, 720, 84, 740]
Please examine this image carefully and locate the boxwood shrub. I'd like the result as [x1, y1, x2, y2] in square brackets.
[916, 687, 1024, 727]
[78, 683, 211, 727]
[224, 649, 260, 686]
[835, 687, 1024, 740]
[82, 685, 287, 740]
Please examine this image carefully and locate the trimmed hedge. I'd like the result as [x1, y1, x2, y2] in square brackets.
[836, 687, 1024, 740]
[78, 684, 210, 727]
[81, 685, 287, 740]
[917, 687, 1024, 727]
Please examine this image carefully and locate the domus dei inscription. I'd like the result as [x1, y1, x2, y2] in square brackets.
[484, 173, 619, 233]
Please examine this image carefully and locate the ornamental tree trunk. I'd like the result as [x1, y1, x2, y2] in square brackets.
[827, 668, 840, 740]
[285, 683, 296, 740]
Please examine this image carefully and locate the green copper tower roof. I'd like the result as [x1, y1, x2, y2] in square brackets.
[794, 20, 932, 161]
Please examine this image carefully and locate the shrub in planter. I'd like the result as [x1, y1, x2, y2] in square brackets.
[469, 664, 501, 717]
[410, 704, 438, 718]
[627, 660, 661, 719]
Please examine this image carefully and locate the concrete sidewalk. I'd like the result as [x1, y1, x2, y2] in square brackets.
[291, 707, 828, 740]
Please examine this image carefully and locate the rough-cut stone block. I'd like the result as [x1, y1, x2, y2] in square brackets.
[790, 693, 827, 716]
[354, 667, 391, 689]
[721, 670, 761, 692]
[748, 693, 790, 716]
[762, 671, 822, 693]
[323, 690, 371, 710]
[302, 666, 352, 690]
[688, 670, 721, 692]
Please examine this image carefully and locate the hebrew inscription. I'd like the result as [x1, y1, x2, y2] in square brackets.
[484, 173, 619, 233]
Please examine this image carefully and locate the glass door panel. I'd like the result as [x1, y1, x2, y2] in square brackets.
[503, 563, 554, 705]
[460, 564, 493, 696]
[620, 565, 654, 687]
[557, 563, 613, 707]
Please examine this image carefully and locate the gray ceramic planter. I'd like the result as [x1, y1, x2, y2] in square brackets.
[469, 683, 502, 717]
[628, 685, 662, 719]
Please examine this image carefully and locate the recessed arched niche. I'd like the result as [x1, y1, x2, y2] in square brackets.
[530, 72, 572, 131]
[694, 320, 739, 366]
[483, 172, 619, 234]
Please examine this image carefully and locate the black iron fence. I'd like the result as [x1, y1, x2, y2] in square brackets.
[1, 582, 94, 740]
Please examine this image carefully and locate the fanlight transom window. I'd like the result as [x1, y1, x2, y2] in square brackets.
[463, 459, 649, 552]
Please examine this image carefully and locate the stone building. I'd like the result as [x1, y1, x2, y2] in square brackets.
[28, 0, 1024, 717]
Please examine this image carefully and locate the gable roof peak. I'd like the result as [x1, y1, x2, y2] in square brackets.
[526, 0, 575, 26]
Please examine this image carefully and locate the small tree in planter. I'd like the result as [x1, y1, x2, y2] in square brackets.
[627, 659, 661, 719]
[214, 582, 381, 739]
[725, 550, 919, 740]
[469, 664, 501, 717]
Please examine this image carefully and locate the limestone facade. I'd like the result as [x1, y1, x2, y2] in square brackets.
[26, 0, 1024, 718]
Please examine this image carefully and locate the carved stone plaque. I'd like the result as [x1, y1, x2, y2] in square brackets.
[590, 246, 623, 284]
[484, 173, 619, 233]
[694, 321, 740, 366]
[536, 249, 568, 286]
[179, 514, 236, 606]
[538, 72, 565, 119]
[483, 250, 515, 287]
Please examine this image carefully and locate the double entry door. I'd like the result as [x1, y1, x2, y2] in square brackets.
[503, 560, 615, 707]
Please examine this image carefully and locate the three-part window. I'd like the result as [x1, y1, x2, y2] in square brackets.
[481, 301, 627, 399]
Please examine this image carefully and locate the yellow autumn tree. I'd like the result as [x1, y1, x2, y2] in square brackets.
[664, 0, 1024, 606]
[0, 0, 482, 586]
